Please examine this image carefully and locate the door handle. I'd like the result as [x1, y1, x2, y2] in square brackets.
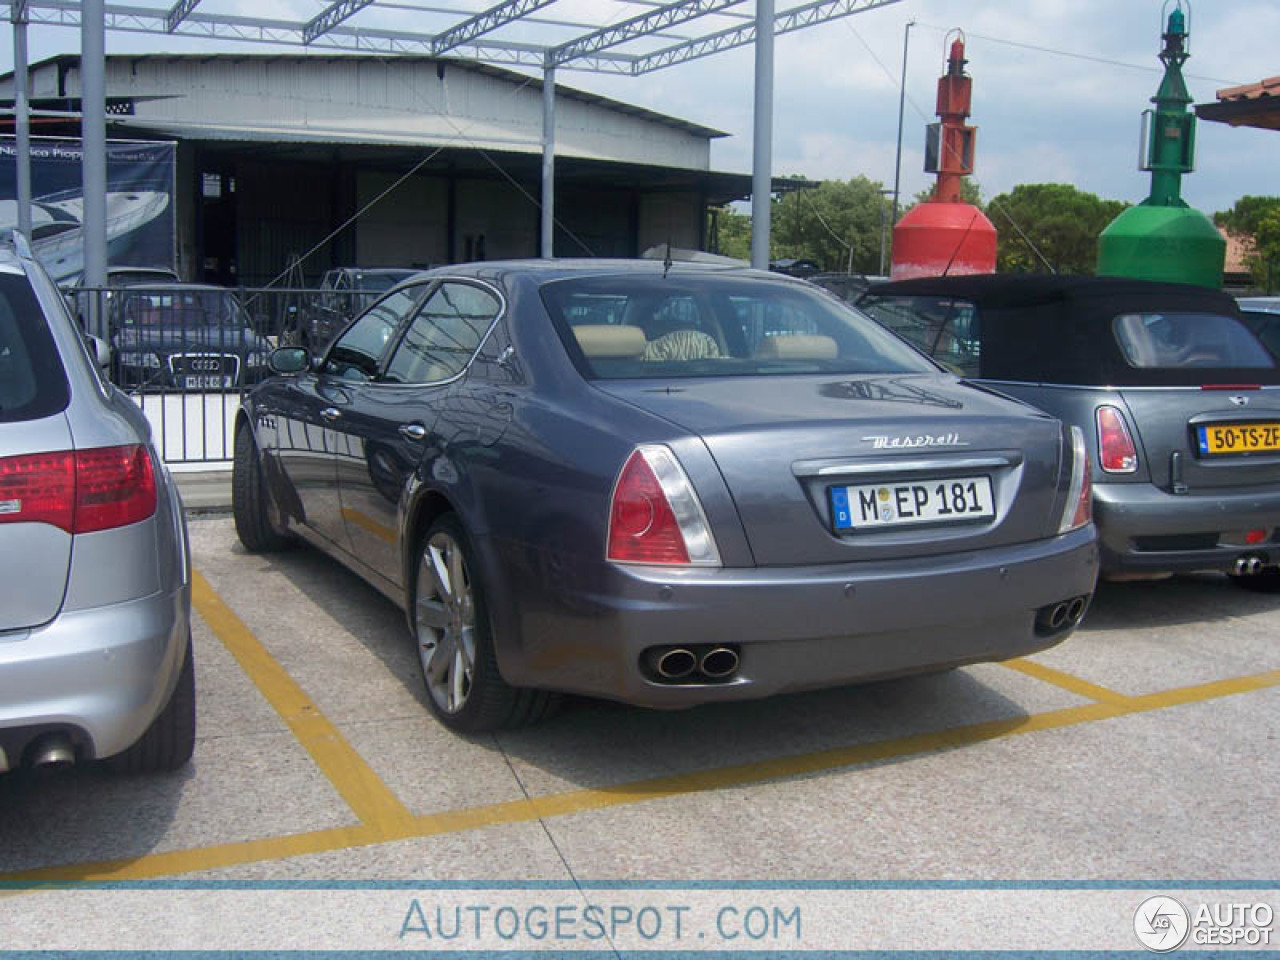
[320, 407, 342, 422]
[398, 422, 427, 442]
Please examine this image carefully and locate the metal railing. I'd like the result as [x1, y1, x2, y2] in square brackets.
[66, 283, 379, 465]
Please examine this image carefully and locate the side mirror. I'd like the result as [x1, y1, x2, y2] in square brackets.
[85, 333, 111, 371]
[269, 345, 311, 375]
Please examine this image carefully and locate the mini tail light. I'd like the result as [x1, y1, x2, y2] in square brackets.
[607, 445, 721, 566]
[0, 445, 156, 535]
[1059, 425, 1093, 534]
[1095, 405, 1138, 474]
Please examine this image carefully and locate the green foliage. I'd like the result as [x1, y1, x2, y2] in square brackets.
[707, 206, 752, 261]
[987, 183, 1128, 274]
[1216, 196, 1280, 291]
[769, 176, 895, 274]
[905, 179, 983, 212]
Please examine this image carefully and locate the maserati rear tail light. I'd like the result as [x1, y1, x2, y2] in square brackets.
[1095, 405, 1138, 474]
[1059, 426, 1093, 534]
[607, 445, 721, 566]
[0, 445, 156, 534]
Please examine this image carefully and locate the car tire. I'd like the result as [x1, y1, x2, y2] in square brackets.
[111, 639, 196, 774]
[233, 424, 292, 553]
[1230, 569, 1280, 593]
[413, 514, 560, 733]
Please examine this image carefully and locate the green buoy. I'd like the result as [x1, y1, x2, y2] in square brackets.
[1097, 2, 1225, 288]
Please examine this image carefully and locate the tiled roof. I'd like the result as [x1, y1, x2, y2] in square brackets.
[1215, 76, 1280, 102]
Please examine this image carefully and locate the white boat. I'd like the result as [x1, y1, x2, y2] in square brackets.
[0, 189, 171, 281]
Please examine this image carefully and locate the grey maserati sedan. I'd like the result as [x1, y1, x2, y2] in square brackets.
[233, 260, 1098, 732]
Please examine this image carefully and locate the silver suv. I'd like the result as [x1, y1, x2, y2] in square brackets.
[0, 232, 194, 774]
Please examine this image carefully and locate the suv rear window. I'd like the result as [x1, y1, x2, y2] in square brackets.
[1112, 312, 1274, 369]
[541, 275, 933, 380]
[0, 273, 70, 423]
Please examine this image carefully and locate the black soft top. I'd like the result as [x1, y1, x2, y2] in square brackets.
[861, 274, 1276, 386]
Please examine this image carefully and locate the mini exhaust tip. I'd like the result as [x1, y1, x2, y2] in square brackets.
[648, 647, 697, 680]
[700, 646, 740, 679]
[1066, 596, 1088, 622]
[1247, 557, 1265, 575]
[1233, 557, 1249, 576]
[29, 735, 75, 770]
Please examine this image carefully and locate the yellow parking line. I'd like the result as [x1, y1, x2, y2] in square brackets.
[7, 662, 1280, 885]
[1000, 658, 1133, 706]
[191, 570, 416, 834]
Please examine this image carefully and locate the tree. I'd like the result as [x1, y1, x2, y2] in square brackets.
[770, 176, 894, 274]
[706, 206, 752, 261]
[1216, 195, 1280, 291]
[904, 179, 983, 212]
[986, 183, 1128, 274]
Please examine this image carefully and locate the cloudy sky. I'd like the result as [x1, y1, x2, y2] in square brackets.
[2, 0, 1276, 216]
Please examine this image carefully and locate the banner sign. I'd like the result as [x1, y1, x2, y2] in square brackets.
[0, 135, 177, 281]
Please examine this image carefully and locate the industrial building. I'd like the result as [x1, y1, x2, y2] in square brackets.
[1, 53, 764, 285]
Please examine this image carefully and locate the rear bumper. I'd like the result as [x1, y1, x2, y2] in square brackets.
[0, 582, 191, 769]
[1094, 481, 1280, 574]
[493, 526, 1098, 708]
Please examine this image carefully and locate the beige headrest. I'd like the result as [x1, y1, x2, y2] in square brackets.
[574, 324, 647, 359]
[754, 334, 839, 360]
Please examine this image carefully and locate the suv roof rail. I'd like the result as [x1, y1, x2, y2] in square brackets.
[0, 229, 34, 260]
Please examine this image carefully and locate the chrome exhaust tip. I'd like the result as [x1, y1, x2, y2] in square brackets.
[700, 646, 740, 679]
[1048, 602, 1070, 630]
[1247, 556, 1265, 575]
[648, 647, 697, 680]
[1066, 596, 1087, 622]
[29, 734, 75, 770]
[1233, 557, 1249, 576]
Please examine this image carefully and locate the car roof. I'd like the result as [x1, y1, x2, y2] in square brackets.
[1239, 297, 1280, 314]
[866, 273, 1239, 310]
[409, 258, 778, 287]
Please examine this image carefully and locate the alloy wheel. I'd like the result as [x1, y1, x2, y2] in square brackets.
[415, 530, 477, 714]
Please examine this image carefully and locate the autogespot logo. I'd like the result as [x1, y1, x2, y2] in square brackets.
[1135, 896, 1191, 952]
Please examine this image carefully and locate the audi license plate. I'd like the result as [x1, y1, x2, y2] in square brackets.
[830, 476, 995, 531]
[1197, 423, 1280, 456]
[178, 374, 235, 390]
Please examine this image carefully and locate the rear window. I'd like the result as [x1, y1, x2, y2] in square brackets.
[541, 275, 934, 380]
[0, 272, 70, 422]
[859, 295, 981, 376]
[1112, 312, 1274, 370]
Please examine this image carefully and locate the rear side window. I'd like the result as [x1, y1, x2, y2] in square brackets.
[383, 282, 500, 384]
[1112, 312, 1274, 369]
[0, 273, 69, 423]
[541, 274, 933, 380]
[860, 295, 981, 376]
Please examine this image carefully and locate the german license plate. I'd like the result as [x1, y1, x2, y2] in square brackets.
[1197, 423, 1280, 456]
[178, 374, 235, 390]
[830, 476, 995, 531]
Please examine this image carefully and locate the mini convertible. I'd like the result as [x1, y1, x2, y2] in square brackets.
[233, 261, 1097, 731]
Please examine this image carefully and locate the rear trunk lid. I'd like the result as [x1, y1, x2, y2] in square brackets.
[1117, 386, 1280, 491]
[0, 415, 74, 631]
[598, 374, 1070, 566]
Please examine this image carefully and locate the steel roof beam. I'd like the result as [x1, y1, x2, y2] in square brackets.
[549, 0, 743, 67]
[164, 0, 200, 33]
[431, 0, 557, 56]
[633, 0, 900, 73]
[302, 0, 374, 44]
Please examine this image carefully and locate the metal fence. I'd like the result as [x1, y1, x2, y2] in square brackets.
[67, 283, 377, 466]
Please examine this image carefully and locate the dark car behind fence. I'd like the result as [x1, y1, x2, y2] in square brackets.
[67, 284, 383, 464]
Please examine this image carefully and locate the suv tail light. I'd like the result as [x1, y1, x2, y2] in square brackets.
[0, 445, 157, 535]
[1095, 405, 1138, 473]
[1058, 426, 1092, 534]
[607, 445, 721, 566]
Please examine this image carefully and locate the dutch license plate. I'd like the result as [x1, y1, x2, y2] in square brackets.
[179, 374, 234, 390]
[830, 475, 995, 531]
[1197, 423, 1280, 456]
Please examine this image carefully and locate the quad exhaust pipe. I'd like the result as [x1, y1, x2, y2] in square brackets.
[644, 644, 741, 683]
[1232, 554, 1266, 576]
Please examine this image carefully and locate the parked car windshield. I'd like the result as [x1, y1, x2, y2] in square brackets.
[1112, 312, 1275, 370]
[859, 294, 981, 376]
[541, 274, 935, 379]
[115, 288, 250, 329]
[0, 273, 70, 422]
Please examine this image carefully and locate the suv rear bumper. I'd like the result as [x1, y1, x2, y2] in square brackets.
[1094, 481, 1280, 574]
[0, 582, 191, 769]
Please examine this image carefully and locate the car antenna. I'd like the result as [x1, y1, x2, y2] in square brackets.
[941, 209, 980, 277]
[662, 236, 673, 279]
